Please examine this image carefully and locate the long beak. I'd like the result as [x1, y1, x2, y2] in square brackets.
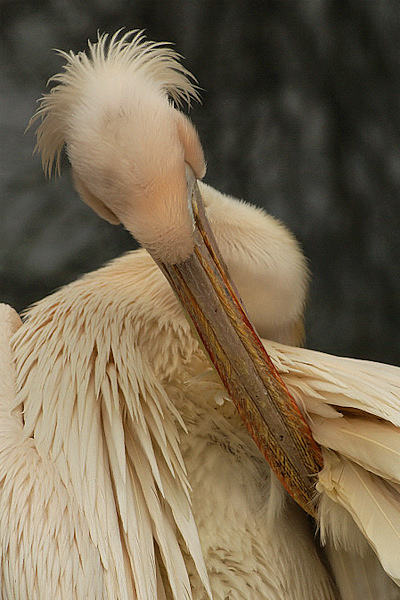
[156, 167, 323, 517]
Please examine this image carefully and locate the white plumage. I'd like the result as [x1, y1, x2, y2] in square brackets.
[1, 30, 400, 599]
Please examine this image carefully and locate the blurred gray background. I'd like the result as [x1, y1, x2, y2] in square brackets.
[1, 1, 400, 365]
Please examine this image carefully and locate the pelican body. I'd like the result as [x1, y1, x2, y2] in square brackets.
[1, 31, 400, 600]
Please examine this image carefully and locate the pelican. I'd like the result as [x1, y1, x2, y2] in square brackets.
[2, 30, 400, 599]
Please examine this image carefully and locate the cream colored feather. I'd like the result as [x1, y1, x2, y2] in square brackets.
[9, 257, 212, 600]
[314, 414, 400, 483]
[0, 304, 107, 599]
[319, 452, 400, 584]
[262, 339, 400, 588]
[0, 303, 22, 425]
[324, 541, 400, 600]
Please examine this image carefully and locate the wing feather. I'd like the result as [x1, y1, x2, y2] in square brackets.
[9, 271, 211, 600]
[262, 339, 400, 588]
[264, 341, 400, 424]
[325, 541, 400, 600]
[318, 451, 400, 585]
[0, 303, 23, 430]
[313, 414, 400, 483]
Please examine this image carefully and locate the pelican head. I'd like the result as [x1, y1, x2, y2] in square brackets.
[33, 30, 206, 264]
[32, 30, 322, 515]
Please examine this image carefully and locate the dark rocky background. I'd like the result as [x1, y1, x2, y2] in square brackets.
[1, 1, 400, 365]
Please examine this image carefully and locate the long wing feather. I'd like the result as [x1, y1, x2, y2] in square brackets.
[318, 451, 400, 585]
[264, 341, 400, 425]
[9, 253, 211, 600]
[324, 541, 400, 600]
[0, 303, 22, 430]
[0, 304, 107, 599]
[312, 414, 400, 483]
[261, 339, 400, 588]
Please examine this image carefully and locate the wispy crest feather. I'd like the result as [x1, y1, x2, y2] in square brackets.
[31, 30, 200, 176]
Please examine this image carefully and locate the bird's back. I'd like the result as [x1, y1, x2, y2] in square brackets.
[0, 252, 339, 600]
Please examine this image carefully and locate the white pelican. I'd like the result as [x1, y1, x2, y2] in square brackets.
[1, 30, 400, 599]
